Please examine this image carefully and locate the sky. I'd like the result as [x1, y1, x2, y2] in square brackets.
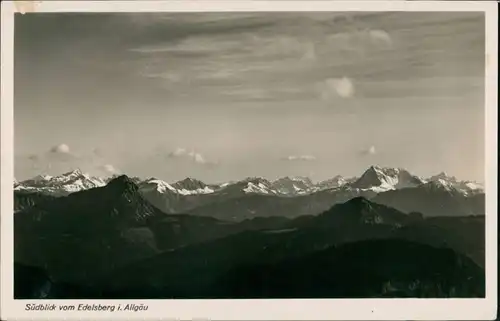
[14, 12, 485, 183]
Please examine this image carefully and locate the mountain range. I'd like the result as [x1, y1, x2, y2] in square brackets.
[13, 166, 486, 299]
[15, 166, 485, 219]
[15, 166, 484, 198]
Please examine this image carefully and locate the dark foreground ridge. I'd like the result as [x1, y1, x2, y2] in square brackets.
[210, 239, 484, 298]
[15, 239, 484, 299]
[14, 175, 292, 284]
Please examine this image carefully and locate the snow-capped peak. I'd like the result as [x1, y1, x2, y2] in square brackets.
[242, 177, 272, 185]
[426, 172, 483, 195]
[317, 175, 346, 189]
[464, 181, 484, 191]
[422, 179, 456, 193]
[243, 182, 275, 195]
[172, 177, 207, 191]
[176, 186, 215, 195]
[143, 179, 177, 193]
[436, 178, 454, 190]
[351, 166, 424, 192]
[32, 174, 53, 182]
[15, 169, 106, 196]
[270, 176, 316, 195]
[286, 176, 313, 186]
[430, 172, 457, 183]
[139, 178, 215, 196]
[49, 169, 105, 186]
[67, 168, 83, 175]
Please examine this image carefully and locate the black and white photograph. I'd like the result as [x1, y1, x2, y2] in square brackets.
[1, 1, 497, 320]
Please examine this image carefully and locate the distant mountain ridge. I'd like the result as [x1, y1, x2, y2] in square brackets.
[15, 169, 106, 196]
[14, 166, 484, 219]
[15, 166, 483, 197]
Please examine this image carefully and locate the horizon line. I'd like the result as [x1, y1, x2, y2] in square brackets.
[14, 165, 483, 186]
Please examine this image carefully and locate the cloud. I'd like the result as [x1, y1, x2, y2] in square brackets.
[126, 15, 393, 104]
[45, 144, 79, 164]
[50, 143, 70, 154]
[168, 147, 215, 165]
[99, 164, 120, 174]
[327, 77, 355, 99]
[283, 155, 317, 161]
[194, 154, 206, 164]
[171, 147, 188, 157]
[369, 29, 393, 47]
[319, 77, 355, 101]
[16, 144, 83, 179]
[360, 145, 377, 156]
[188, 151, 206, 164]
[326, 28, 393, 52]
[18, 144, 119, 179]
